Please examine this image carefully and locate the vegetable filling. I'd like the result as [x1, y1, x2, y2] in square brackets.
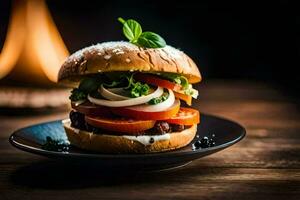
[68, 72, 200, 134]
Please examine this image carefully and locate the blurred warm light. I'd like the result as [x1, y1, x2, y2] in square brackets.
[0, 0, 69, 85]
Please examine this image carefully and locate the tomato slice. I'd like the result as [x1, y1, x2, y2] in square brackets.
[85, 115, 155, 134]
[166, 107, 200, 125]
[174, 92, 192, 106]
[111, 100, 180, 120]
[134, 73, 181, 91]
[71, 101, 112, 117]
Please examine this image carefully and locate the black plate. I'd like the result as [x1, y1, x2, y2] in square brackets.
[9, 114, 245, 171]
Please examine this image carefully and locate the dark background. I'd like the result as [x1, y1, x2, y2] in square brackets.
[0, 0, 299, 98]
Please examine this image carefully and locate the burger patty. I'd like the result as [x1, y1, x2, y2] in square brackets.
[69, 111, 185, 135]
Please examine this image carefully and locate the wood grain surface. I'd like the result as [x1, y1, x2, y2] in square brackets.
[0, 80, 299, 200]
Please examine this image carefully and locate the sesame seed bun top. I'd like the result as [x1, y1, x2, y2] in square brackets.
[58, 41, 201, 84]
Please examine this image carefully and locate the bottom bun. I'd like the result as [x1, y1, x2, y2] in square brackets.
[63, 119, 197, 153]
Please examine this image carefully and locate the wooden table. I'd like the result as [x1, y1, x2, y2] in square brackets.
[1, 80, 299, 200]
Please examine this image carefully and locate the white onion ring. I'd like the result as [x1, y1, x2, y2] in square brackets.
[100, 85, 130, 100]
[88, 86, 163, 107]
[126, 89, 175, 112]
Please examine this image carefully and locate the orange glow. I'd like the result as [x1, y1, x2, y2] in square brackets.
[0, 0, 69, 85]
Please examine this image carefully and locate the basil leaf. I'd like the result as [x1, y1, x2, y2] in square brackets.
[118, 17, 166, 48]
[137, 31, 166, 48]
[118, 17, 142, 43]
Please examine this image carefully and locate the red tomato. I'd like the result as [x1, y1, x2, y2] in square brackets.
[71, 101, 112, 117]
[85, 115, 156, 134]
[166, 107, 200, 125]
[111, 100, 180, 120]
[174, 92, 192, 106]
[134, 73, 182, 91]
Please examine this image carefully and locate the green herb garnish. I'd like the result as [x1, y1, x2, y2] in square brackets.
[69, 74, 150, 100]
[155, 73, 199, 98]
[118, 17, 166, 48]
[41, 136, 70, 152]
[69, 77, 103, 101]
[148, 92, 169, 105]
[159, 73, 189, 89]
[103, 73, 150, 98]
[69, 88, 87, 101]
[183, 86, 198, 98]
[123, 74, 150, 97]
[130, 82, 150, 97]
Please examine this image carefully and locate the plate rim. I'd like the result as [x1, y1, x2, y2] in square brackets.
[9, 113, 246, 159]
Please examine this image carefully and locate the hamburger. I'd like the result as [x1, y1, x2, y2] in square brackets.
[58, 18, 202, 153]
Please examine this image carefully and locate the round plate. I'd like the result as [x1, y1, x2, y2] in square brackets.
[9, 114, 245, 171]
